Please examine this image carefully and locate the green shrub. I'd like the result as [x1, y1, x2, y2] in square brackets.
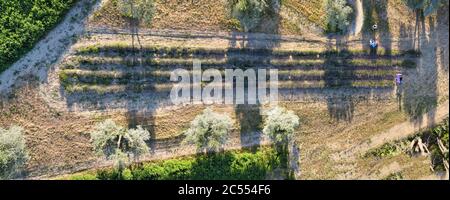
[365, 143, 403, 159]
[69, 173, 98, 180]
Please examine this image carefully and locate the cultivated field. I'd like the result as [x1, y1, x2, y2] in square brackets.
[0, 0, 448, 180]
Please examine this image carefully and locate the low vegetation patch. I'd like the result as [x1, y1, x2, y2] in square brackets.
[365, 118, 449, 173]
[65, 147, 285, 180]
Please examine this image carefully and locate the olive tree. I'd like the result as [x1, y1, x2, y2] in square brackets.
[324, 0, 353, 34]
[118, 0, 155, 64]
[263, 107, 299, 146]
[0, 126, 28, 179]
[183, 108, 233, 153]
[119, 0, 154, 23]
[231, 0, 269, 32]
[263, 106, 299, 176]
[90, 119, 150, 176]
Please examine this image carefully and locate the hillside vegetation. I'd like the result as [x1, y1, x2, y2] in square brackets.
[0, 0, 77, 73]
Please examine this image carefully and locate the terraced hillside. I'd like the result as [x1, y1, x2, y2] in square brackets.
[54, 41, 419, 112]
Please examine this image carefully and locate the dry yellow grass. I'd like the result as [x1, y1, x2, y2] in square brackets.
[283, 0, 327, 29]
[89, 0, 230, 31]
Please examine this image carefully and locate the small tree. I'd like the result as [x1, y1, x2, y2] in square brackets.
[118, 0, 155, 64]
[183, 108, 233, 153]
[119, 0, 155, 24]
[324, 0, 353, 34]
[263, 107, 299, 146]
[263, 106, 299, 176]
[0, 126, 28, 179]
[232, 0, 269, 32]
[90, 119, 150, 178]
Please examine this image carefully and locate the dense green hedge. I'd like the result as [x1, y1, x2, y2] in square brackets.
[68, 148, 286, 180]
[0, 0, 77, 73]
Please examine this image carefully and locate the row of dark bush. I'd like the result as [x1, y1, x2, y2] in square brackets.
[74, 44, 421, 59]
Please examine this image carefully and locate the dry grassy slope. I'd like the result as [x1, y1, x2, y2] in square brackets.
[286, 100, 406, 179]
[88, 0, 329, 36]
[90, 0, 230, 31]
[0, 82, 96, 177]
[87, 0, 421, 38]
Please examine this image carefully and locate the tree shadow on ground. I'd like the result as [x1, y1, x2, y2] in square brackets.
[228, 0, 282, 150]
[402, 11, 441, 126]
[324, 36, 356, 122]
[361, 0, 393, 59]
[126, 110, 156, 153]
[235, 105, 263, 152]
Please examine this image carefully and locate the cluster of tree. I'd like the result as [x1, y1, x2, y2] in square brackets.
[230, 0, 280, 32]
[0, 0, 77, 72]
[323, 0, 353, 34]
[407, 118, 448, 178]
[183, 107, 299, 153]
[183, 106, 299, 176]
[87, 106, 300, 180]
[0, 126, 28, 179]
[118, 0, 154, 23]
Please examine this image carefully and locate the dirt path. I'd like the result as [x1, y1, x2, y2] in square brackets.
[0, 0, 103, 95]
[350, 0, 364, 36]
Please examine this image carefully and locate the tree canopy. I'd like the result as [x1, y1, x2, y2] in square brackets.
[0, 126, 28, 179]
[183, 108, 233, 153]
[231, 0, 271, 32]
[118, 0, 154, 24]
[323, 0, 353, 34]
[263, 106, 300, 145]
[90, 119, 150, 162]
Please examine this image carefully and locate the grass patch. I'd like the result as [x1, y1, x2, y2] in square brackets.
[283, 0, 326, 29]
